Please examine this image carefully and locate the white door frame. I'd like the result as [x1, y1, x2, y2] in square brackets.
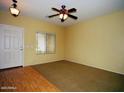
[0, 24, 24, 69]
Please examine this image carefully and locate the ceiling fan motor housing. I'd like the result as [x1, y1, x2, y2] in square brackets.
[60, 9, 68, 14]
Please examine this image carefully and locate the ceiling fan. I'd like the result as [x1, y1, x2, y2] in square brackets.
[48, 5, 78, 22]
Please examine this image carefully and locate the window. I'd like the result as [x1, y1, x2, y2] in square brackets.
[36, 32, 46, 54]
[36, 32, 56, 54]
[46, 33, 56, 53]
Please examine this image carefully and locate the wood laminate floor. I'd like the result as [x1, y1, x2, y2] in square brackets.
[0, 67, 60, 92]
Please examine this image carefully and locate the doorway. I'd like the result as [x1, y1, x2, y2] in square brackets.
[0, 24, 24, 69]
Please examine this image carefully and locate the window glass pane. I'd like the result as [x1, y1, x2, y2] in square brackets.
[36, 32, 46, 54]
[46, 33, 56, 53]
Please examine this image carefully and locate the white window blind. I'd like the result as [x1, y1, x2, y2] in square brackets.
[46, 33, 56, 53]
[36, 32, 46, 54]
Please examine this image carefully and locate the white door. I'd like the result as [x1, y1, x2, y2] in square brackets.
[0, 24, 24, 69]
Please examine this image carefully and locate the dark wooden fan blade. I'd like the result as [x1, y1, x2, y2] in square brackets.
[68, 8, 77, 13]
[52, 8, 60, 12]
[48, 14, 59, 18]
[68, 14, 78, 20]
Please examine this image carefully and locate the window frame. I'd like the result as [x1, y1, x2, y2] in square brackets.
[36, 32, 56, 55]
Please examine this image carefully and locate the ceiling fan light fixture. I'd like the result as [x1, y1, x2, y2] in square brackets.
[9, 6, 20, 17]
[9, 0, 20, 17]
[63, 14, 68, 20]
[59, 14, 63, 19]
[59, 14, 68, 20]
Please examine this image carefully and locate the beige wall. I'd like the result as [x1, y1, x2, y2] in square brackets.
[0, 11, 65, 66]
[65, 11, 124, 74]
[1, 10, 124, 75]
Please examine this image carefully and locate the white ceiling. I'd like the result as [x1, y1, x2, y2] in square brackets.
[0, 0, 124, 26]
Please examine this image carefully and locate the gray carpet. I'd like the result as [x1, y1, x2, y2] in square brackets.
[32, 60, 124, 92]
